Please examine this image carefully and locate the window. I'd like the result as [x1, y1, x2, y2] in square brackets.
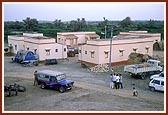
[152, 80, 160, 85]
[58, 38, 61, 42]
[50, 76, 57, 82]
[119, 49, 124, 56]
[39, 74, 45, 78]
[15, 45, 17, 50]
[34, 49, 37, 54]
[70, 39, 73, 45]
[23, 45, 25, 50]
[85, 51, 87, 54]
[161, 81, 164, 86]
[79, 50, 81, 53]
[64, 48, 66, 52]
[45, 49, 50, 56]
[104, 51, 109, 58]
[145, 47, 150, 53]
[133, 48, 137, 53]
[90, 51, 95, 58]
[55, 49, 58, 52]
[45, 75, 49, 78]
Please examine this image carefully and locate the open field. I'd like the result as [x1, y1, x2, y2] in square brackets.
[3, 51, 164, 112]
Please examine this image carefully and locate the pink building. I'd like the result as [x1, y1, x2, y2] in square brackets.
[78, 31, 161, 66]
[8, 33, 67, 61]
[57, 32, 100, 48]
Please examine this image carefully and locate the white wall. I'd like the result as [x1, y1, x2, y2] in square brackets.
[8, 36, 24, 54]
[8, 35, 67, 61]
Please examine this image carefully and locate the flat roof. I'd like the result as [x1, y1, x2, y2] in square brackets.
[86, 33, 100, 38]
[63, 34, 78, 39]
[30, 36, 54, 39]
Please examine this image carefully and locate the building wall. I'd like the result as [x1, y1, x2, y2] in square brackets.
[38, 44, 67, 61]
[79, 37, 155, 65]
[119, 32, 161, 42]
[57, 35, 66, 44]
[74, 34, 86, 44]
[8, 34, 67, 61]
[57, 32, 100, 46]
[8, 36, 24, 54]
[79, 45, 99, 64]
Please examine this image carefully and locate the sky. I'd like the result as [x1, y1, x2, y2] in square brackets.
[3, 2, 165, 21]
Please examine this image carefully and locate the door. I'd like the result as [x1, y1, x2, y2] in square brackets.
[49, 76, 58, 89]
[160, 81, 164, 91]
[151, 79, 161, 91]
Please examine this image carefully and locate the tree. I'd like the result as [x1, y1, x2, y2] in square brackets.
[68, 18, 87, 31]
[23, 17, 39, 31]
[53, 19, 64, 28]
[119, 17, 133, 27]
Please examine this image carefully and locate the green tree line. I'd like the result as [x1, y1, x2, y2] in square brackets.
[4, 17, 164, 42]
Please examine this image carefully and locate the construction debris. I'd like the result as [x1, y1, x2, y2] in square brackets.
[128, 52, 152, 64]
[88, 64, 110, 73]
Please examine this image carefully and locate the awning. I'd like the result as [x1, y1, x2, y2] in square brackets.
[86, 33, 100, 38]
[64, 34, 78, 39]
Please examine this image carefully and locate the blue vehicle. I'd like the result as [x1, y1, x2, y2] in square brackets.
[36, 70, 74, 93]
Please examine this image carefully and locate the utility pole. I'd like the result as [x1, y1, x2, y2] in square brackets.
[105, 25, 107, 39]
[109, 26, 113, 70]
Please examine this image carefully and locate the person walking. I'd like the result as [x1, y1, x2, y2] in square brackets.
[109, 74, 114, 89]
[119, 73, 123, 89]
[116, 74, 120, 89]
[34, 70, 38, 86]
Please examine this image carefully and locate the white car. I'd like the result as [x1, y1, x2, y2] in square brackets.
[149, 77, 164, 92]
[150, 72, 164, 80]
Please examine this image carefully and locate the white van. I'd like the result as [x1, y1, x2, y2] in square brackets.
[150, 72, 164, 80]
[149, 77, 164, 92]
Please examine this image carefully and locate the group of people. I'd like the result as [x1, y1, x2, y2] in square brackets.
[110, 73, 123, 89]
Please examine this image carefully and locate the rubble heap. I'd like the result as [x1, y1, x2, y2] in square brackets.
[88, 64, 110, 73]
[128, 52, 152, 64]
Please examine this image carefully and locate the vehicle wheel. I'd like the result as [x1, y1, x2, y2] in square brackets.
[5, 90, 11, 97]
[150, 87, 155, 92]
[40, 83, 46, 89]
[69, 87, 72, 90]
[58, 86, 65, 93]
[141, 74, 145, 80]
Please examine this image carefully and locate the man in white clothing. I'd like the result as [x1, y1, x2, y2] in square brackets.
[109, 74, 113, 89]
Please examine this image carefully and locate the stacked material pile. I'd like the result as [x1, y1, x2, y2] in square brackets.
[88, 64, 109, 73]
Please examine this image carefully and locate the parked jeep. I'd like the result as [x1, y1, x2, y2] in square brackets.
[36, 70, 74, 93]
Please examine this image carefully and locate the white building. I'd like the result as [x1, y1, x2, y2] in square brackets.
[8, 33, 67, 61]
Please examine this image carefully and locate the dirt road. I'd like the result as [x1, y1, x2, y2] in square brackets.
[3, 52, 165, 112]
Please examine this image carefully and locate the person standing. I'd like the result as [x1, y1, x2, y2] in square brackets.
[34, 70, 38, 86]
[119, 74, 123, 89]
[133, 87, 138, 96]
[116, 74, 120, 89]
[109, 74, 113, 89]
[113, 73, 117, 89]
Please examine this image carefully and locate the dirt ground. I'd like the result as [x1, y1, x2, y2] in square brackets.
[3, 51, 165, 112]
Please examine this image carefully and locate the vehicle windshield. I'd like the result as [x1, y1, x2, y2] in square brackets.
[160, 73, 164, 77]
[56, 74, 66, 81]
